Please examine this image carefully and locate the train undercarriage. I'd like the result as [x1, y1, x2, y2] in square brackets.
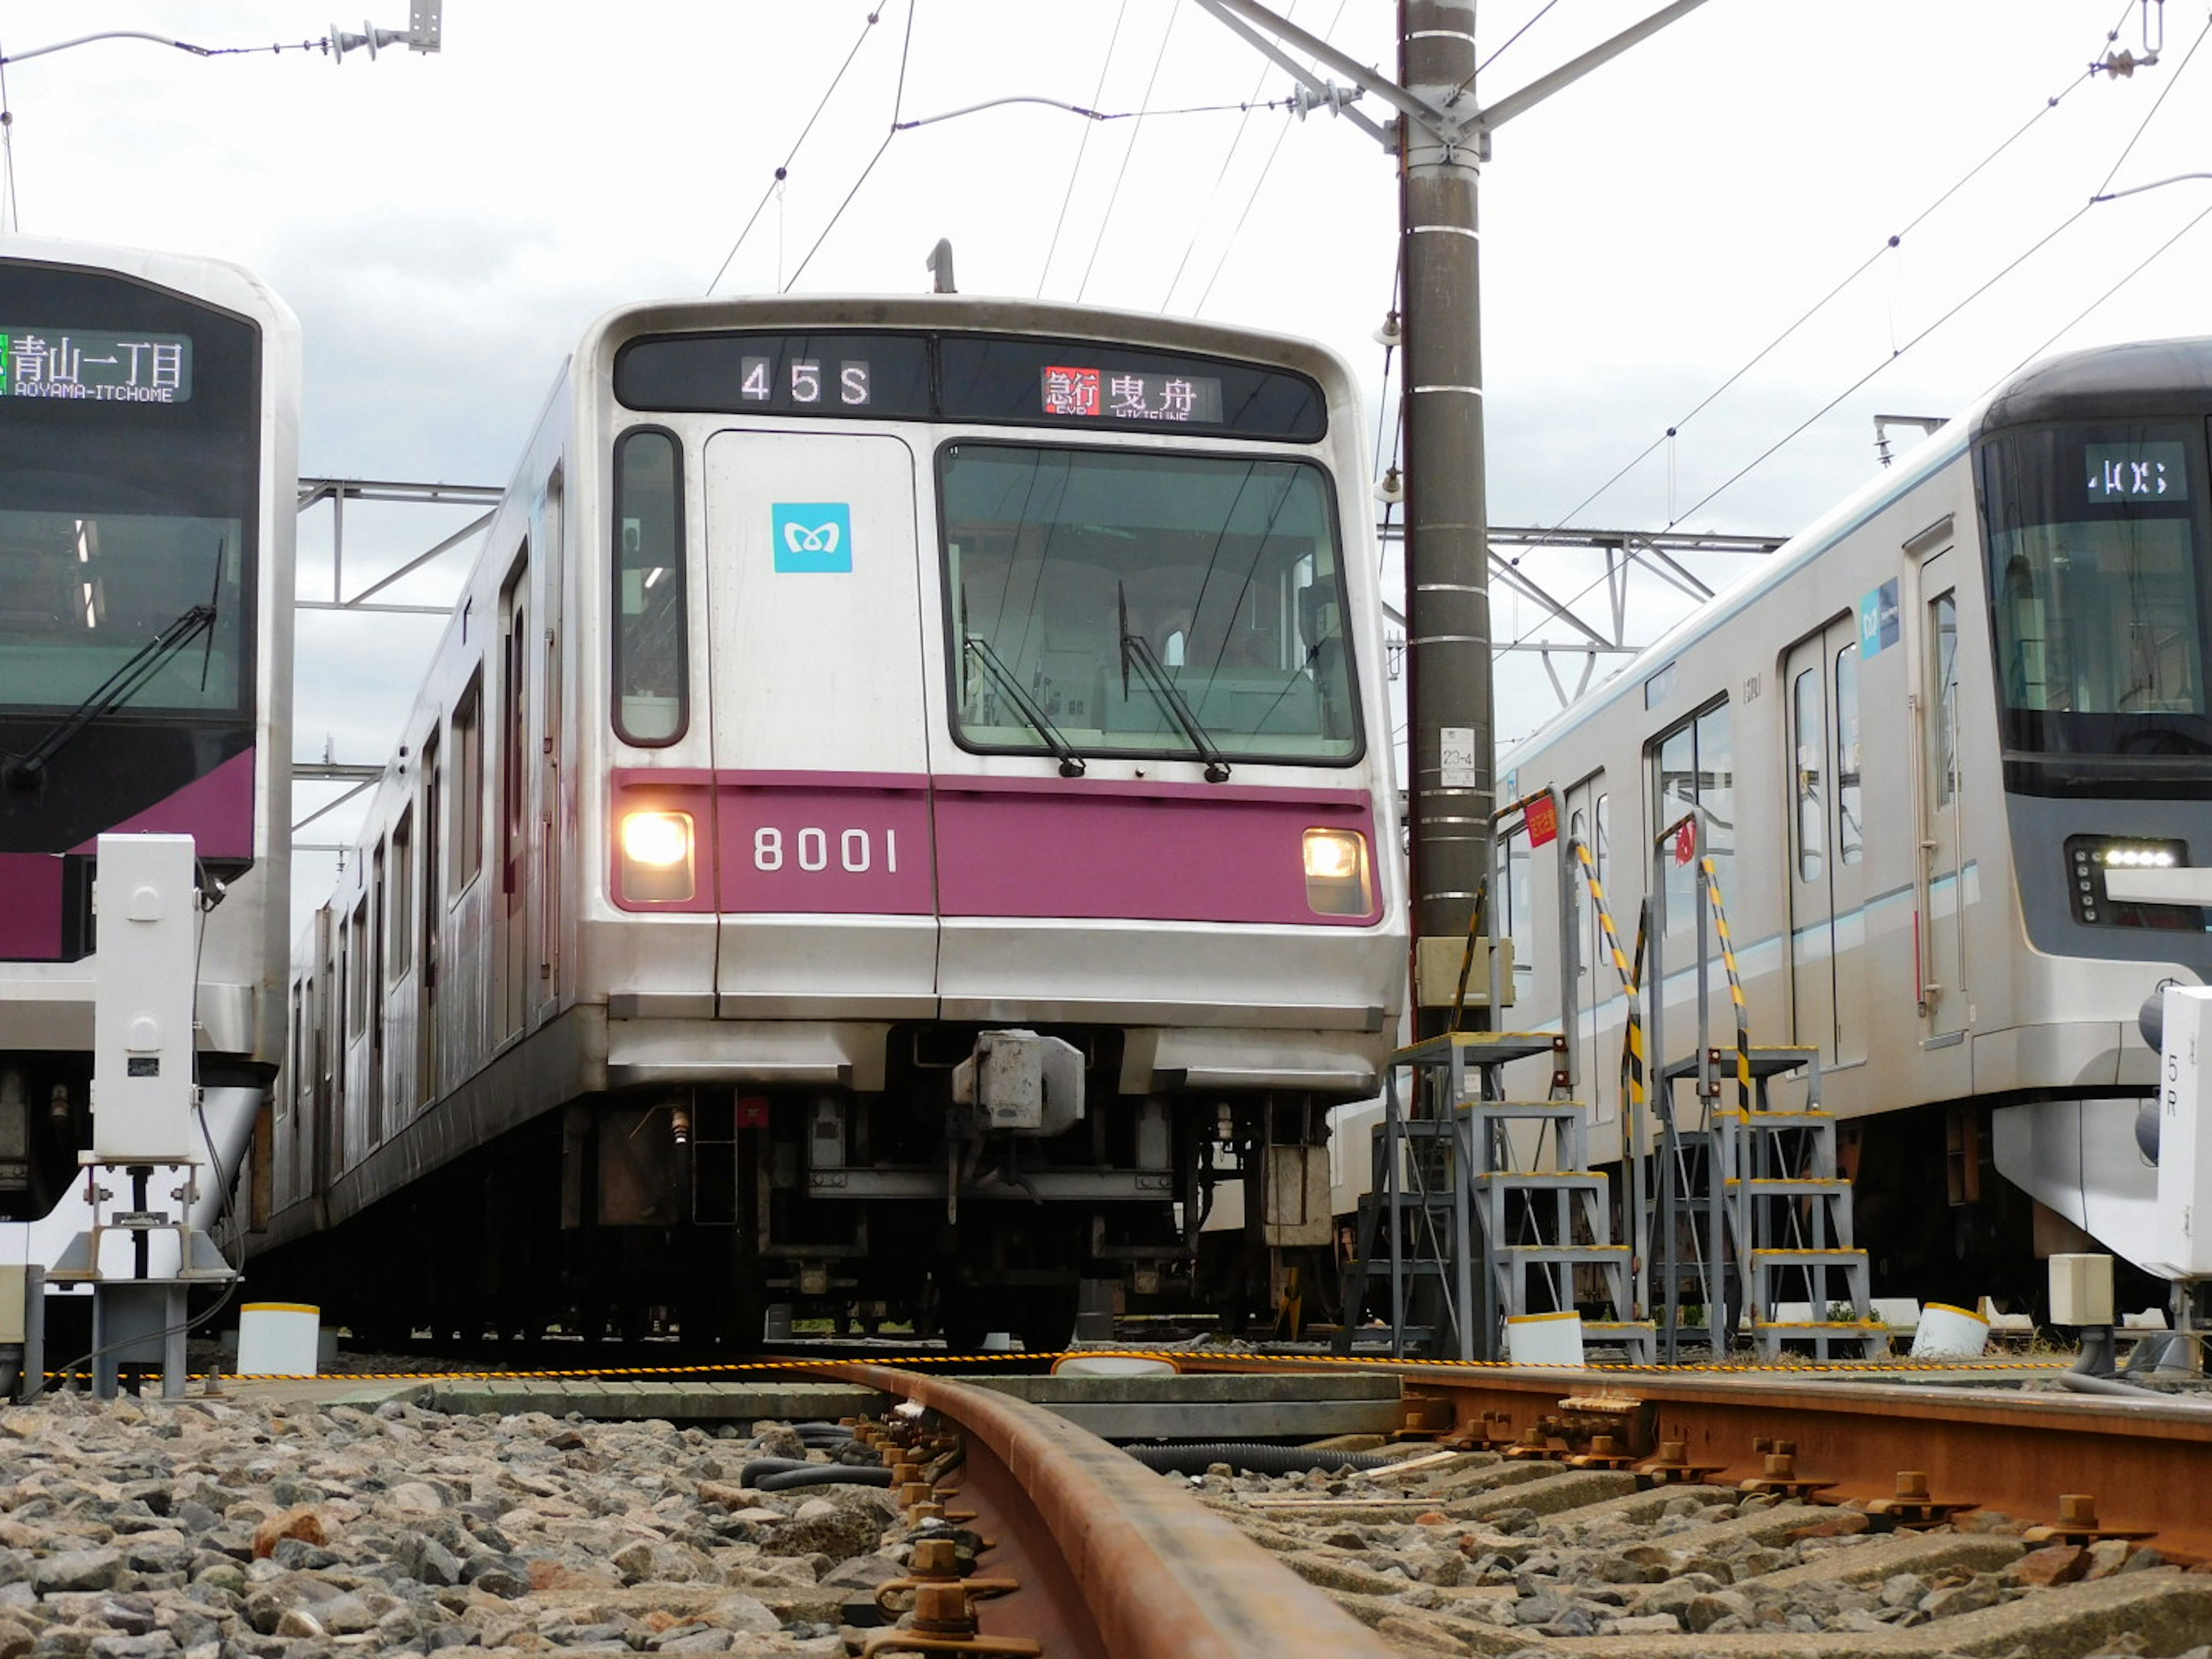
[260, 1022, 1342, 1353]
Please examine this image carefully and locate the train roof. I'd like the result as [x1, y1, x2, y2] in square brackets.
[1981, 335, 2212, 427]
[0, 232, 298, 333]
[1502, 334, 2212, 773]
[572, 291, 1359, 388]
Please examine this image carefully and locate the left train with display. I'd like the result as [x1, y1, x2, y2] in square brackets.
[0, 237, 297, 1235]
[257, 294, 1406, 1348]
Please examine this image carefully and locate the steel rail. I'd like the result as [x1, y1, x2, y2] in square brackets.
[812, 1362, 1398, 1659]
[1178, 1355, 2212, 1559]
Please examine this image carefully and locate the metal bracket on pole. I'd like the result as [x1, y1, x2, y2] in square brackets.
[1190, 0, 1713, 161]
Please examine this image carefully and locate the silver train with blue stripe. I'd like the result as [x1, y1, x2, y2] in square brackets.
[1496, 338, 2212, 1309]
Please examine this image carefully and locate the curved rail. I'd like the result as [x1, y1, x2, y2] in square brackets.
[814, 1362, 1399, 1659]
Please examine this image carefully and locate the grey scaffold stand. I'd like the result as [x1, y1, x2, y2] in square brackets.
[1642, 816, 1881, 1361]
[43, 836, 236, 1398]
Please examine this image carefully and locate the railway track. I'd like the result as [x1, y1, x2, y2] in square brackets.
[199, 1347, 2212, 1656]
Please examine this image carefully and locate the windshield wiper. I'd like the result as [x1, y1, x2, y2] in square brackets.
[3, 603, 217, 789]
[963, 635, 1086, 777]
[1118, 583, 1230, 782]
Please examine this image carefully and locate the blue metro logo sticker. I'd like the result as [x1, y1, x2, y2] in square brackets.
[772, 503, 853, 573]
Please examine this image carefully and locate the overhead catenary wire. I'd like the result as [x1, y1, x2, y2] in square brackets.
[0, 37, 17, 233]
[1191, 0, 1350, 317]
[782, 2, 919, 294]
[704, 5, 892, 297]
[1074, 5, 1180, 303]
[1505, 0, 2143, 579]
[2093, 1, 2209, 200]
[1037, 0, 1128, 298]
[1498, 0, 2165, 656]
[1158, 0, 1298, 315]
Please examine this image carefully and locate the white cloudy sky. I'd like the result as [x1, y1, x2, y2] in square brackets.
[3, 0, 2209, 909]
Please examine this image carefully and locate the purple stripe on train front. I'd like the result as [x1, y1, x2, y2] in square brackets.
[68, 747, 257, 859]
[0, 854, 63, 961]
[932, 781, 1378, 925]
[712, 774, 935, 916]
[613, 768, 1382, 924]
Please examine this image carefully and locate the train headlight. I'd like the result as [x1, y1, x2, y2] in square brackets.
[2066, 835, 2191, 926]
[619, 810, 695, 903]
[1303, 828, 1372, 916]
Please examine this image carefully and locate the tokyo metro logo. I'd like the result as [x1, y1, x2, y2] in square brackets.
[772, 503, 852, 573]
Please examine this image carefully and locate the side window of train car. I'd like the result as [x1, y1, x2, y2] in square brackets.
[389, 808, 413, 983]
[348, 899, 369, 1033]
[1650, 700, 1733, 931]
[453, 672, 485, 895]
[612, 429, 686, 745]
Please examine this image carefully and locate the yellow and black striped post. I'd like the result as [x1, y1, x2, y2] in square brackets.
[1699, 855, 1753, 1115]
[1571, 840, 1643, 1115]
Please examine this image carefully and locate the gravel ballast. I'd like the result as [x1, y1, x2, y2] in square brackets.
[0, 1393, 925, 1658]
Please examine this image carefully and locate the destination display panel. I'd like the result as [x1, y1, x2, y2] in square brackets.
[0, 326, 194, 403]
[615, 329, 1325, 440]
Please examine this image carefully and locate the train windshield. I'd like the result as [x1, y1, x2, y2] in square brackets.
[0, 507, 245, 713]
[1979, 420, 2212, 779]
[938, 444, 1361, 765]
[0, 270, 259, 718]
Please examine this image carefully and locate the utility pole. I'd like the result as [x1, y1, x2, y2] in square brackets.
[1398, 1, 1488, 1024]
[1192, 0, 1711, 1028]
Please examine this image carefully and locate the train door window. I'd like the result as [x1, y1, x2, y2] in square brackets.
[419, 729, 442, 1107]
[369, 841, 387, 1152]
[612, 430, 686, 745]
[347, 899, 368, 1033]
[1650, 700, 1733, 931]
[502, 564, 528, 897]
[453, 671, 484, 895]
[388, 809, 413, 983]
[1835, 642, 1863, 865]
[1500, 823, 1536, 1001]
[1929, 592, 1960, 809]
[1791, 665, 1824, 882]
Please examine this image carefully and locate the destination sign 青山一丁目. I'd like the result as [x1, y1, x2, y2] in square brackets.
[0, 328, 194, 403]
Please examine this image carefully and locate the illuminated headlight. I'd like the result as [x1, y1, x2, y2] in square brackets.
[2065, 834, 2190, 926]
[2102, 846, 2179, 869]
[619, 810, 695, 903]
[1303, 828, 1372, 916]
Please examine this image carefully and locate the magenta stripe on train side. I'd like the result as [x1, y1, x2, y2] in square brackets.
[67, 747, 257, 860]
[0, 855, 62, 960]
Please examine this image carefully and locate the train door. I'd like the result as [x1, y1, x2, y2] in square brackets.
[497, 555, 530, 1044]
[1915, 544, 1968, 1040]
[536, 471, 564, 1022]
[1784, 622, 1870, 1067]
[419, 726, 442, 1104]
[699, 430, 939, 1007]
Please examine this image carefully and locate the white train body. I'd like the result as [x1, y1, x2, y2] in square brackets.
[264, 296, 1406, 1343]
[0, 236, 297, 1242]
[1498, 339, 2212, 1302]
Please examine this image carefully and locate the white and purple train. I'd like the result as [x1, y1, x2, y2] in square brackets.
[0, 236, 296, 1251]
[260, 295, 1407, 1347]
